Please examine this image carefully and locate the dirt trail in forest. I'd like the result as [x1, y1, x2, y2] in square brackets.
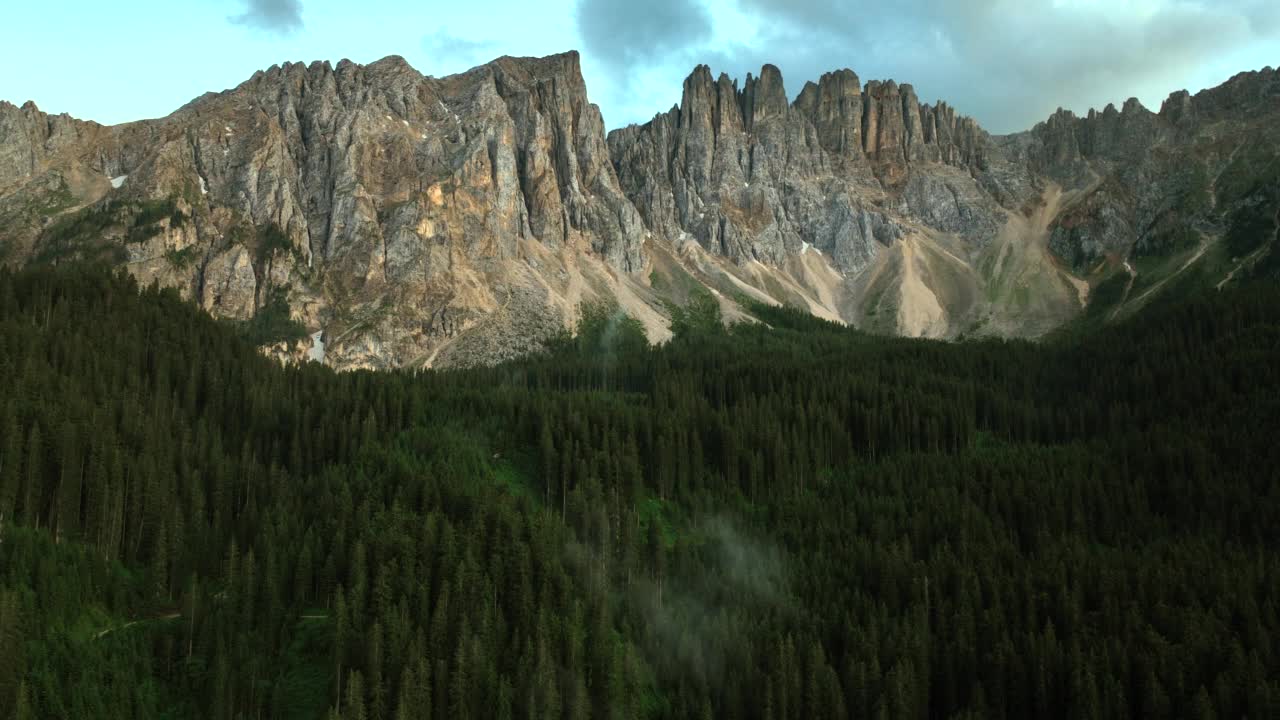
[1218, 245, 1267, 289]
[1111, 261, 1137, 321]
[1130, 236, 1211, 307]
[1218, 207, 1279, 290]
[96, 610, 329, 640]
[95, 612, 181, 640]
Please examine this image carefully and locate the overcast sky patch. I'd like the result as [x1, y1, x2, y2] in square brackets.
[230, 0, 304, 34]
[1, 0, 1275, 133]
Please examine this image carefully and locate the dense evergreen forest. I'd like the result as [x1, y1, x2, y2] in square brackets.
[0, 262, 1277, 719]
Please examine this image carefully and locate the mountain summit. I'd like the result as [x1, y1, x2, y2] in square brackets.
[2, 55, 1277, 368]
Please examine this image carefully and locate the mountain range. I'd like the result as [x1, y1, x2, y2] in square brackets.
[2, 52, 1277, 369]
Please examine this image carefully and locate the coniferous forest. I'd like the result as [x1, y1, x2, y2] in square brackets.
[0, 263, 1278, 720]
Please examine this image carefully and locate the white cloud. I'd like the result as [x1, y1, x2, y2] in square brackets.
[574, 0, 1280, 132]
[230, 0, 304, 34]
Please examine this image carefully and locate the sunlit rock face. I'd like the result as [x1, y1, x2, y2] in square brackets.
[609, 63, 1280, 336]
[3, 54, 1277, 366]
[0, 52, 648, 369]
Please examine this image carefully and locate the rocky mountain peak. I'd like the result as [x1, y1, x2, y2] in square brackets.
[488, 50, 587, 91]
[793, 68, 864, 160]
[679, 65, 718, 115]
[741, 64, 789, 128]
[1121, 97, 1146, 114]
[1159, 89, 1194, 122]
[366, 54, 413, 72]
[3, 53, 1276, 369]
[794, 74, 843, 143]
[0, 50, 652, 369]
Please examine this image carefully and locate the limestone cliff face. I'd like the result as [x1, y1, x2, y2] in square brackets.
[609, 62, 1279, 336]
[0, 102, 97, 191]
[3, 55, 1277, 367]
[0, 52, 647, 369]
[1007, 67, 1280, 271]
[607, 64, 1021, 276]
[607, 63, 1058, 336]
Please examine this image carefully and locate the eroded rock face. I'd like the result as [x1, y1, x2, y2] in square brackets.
[1, 52, 648, 368]
[610, 61, 1279, 333]
[607, 64, 1026, 275]
[606, 63, 1049, 338]
[1047, 178, 1137, 268]
[3, 54, 1277, 365]
[1007, 67, 1280, 270]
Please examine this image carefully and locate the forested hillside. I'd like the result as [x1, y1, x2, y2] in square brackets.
[0, 263, 1277, 719]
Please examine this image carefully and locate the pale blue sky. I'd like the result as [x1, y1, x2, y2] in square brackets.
[2, 0, 1277, 134]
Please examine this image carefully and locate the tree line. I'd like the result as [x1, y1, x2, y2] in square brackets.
[0, 265, 1276, 718]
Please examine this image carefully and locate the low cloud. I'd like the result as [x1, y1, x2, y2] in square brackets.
[575, 0, 713, 69]
[423, 30, 499, 64]
[576, 0, 1280, 133]
[633, 515, 792, 690]
[730, 0, 1279, 131]
[574, 0, 718, 127]
[230, 0, 304, 34]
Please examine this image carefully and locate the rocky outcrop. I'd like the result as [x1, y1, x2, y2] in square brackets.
[1, 51, 648, 369]
[603, 62, 1097, 342]
[1008, 66, 1280, 270]
[3, 55, 1277, 365]
[793, 69, 862, 162]
[0, 101, 104, 191]
[488, 53, 645, 271]
[607, 63, 1012, 279]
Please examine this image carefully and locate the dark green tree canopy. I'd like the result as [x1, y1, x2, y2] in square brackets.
[0, 263, 1276, 719]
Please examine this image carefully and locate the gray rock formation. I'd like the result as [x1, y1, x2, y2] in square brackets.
[1, 52, 647, 369]
[1007, 66, 1280, 271]
[607, 63, 1010, 277]
[3, 55, 1277, 367]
